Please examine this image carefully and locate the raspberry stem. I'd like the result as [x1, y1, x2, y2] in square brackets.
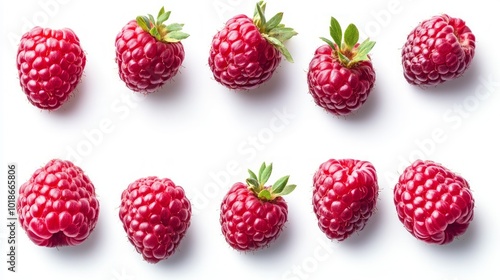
[246, 162, 296, 201]
[320, 17, 375, 68]
[252, 1, 297, 63]
[136, 6, 189, 43]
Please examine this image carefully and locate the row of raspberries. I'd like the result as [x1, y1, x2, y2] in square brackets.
[16, 2, 476, 114]
[17, 158, 475, 263]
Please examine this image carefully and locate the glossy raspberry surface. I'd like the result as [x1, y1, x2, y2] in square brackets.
[16, 159, 99, 247]
[220, 182, 288, 251]
[16, 27, 86, 110]
[402, 14, 476, 85]
[307, 45, 376, 115]
[208, 14, 281, 90]
[115, 20, 185, 93]
[394, 160, 474, 244]
[312, 159, 379, 240]
[119, 176, 191, 263]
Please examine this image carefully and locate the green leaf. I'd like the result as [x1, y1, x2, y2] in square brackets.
[157, 10, 171, 24]
[254, 1, 266, 18]
[320, 37, 336, 51]
[264, 35, 294, 62]
[258, 163, 266, 180]
[356, 39, 376, 57]
[165, 31, 190, 42]
[258, 189, 272, 200]
[350, 38, 375, 65]
[271, 175, 289, 194]
[278, 184, 296, 196]
[151, 26, 160, 39]
[254, 1, 267, 28]
[268, 27, 297, 43]
[165, 23, 184, 32]
[148, 14, 155, 24]
[329, 17, 342, 48]
[266, 12, 283, 31]
[344, 23, 359, 49]
[136, 16, 150, 31]
[259, 163, 273, 185]
[248, 169, 258, 181]
[157, 6, 165, 19]
[279, 46, 294, 63]
[246, 178, 259, 188]
[337, 51, 350, 65]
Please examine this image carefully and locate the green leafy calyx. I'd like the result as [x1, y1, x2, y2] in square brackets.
[136, 7, 189, 43]
[252, 1, 297, 62]
[246, 162, 296, 201]
[320, 17, 375, 67]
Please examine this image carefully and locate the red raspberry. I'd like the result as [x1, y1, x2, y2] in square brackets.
[394, 160, 475, 244]
[16, 27, 86, 110]
[312, 159, 379, 240]
[220, 163, 296, 251]
[307, 17, 376, 116]
[119, 176, 191, 263]
[402, 14, 476, 86]
[115, 7, 189, 93]
[16, 159, 99, 247]
[208, 1, 297, 90]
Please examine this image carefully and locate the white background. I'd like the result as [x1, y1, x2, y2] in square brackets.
[1, 0, 499, 279]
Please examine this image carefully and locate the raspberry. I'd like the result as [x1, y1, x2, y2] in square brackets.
[402, 14, 476, 86]
[312, 159, 379, 240]
[307, 17, 376, 115]
[394, 160, 475, 244]
[220, 162, 296, 251]
[208, 1, 297, 90]
[115, 7, 188, 93]
[119, 176, 191, 263]
[16, 27, 86, 110]
[16, 159, 99, 247]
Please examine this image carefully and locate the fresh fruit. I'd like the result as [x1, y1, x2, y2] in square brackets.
[401, 14, 476, 86]
[16, 159, 99, 247]
[312, 159, 379, 241]
[220, 162, 296, 251]
[16, 27, 86, 110]
[208, 1, 297, 90]
[119, 176, 191, 263]
[307, 17, 376, 116]
[115, 7, 189, 93]
[394, 160, 474, 244]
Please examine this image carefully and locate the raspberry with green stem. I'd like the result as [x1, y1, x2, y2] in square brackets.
[115, 6, 189, 93]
